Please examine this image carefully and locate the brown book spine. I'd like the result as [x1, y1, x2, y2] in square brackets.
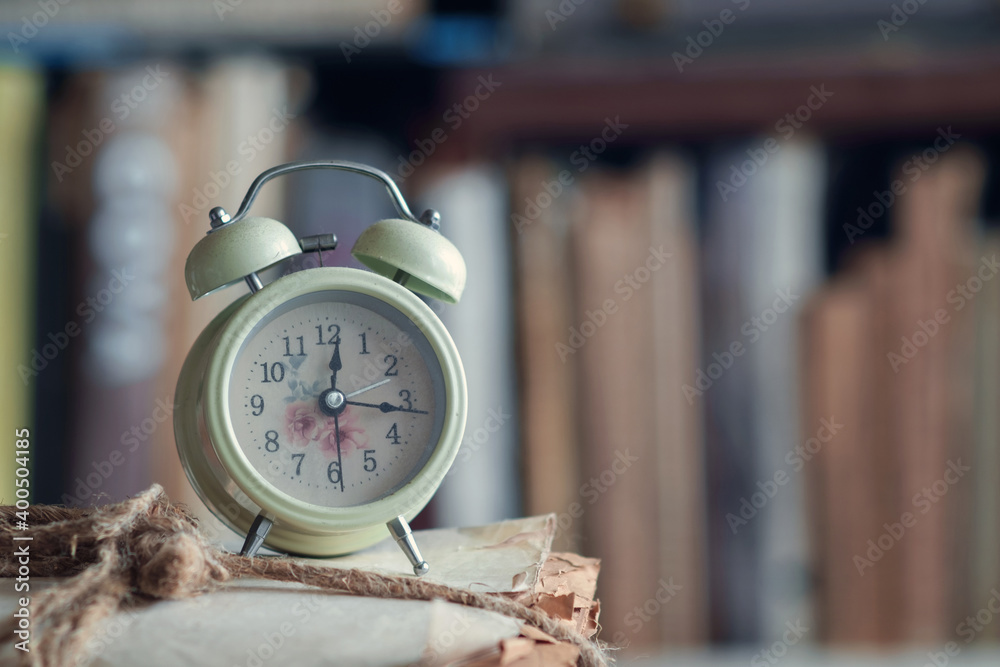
[510, 156, 582, 552]
[571, 169, 661, 647]
[802, 278, 883, 642]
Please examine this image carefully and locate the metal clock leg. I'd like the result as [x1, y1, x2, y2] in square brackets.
[240, 511, 274, 558]
[387, 516, 429, 576]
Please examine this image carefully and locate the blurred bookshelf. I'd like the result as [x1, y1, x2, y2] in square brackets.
[4, 0, 1000, 658]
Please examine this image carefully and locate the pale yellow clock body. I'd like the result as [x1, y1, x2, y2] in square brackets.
[174, 267, 467, 556]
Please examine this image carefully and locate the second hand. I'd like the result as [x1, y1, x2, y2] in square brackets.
[333, 411, 345, 493]
[346, 378, 391, 398]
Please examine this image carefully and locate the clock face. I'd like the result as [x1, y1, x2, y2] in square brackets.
[227, 291, 446, 508]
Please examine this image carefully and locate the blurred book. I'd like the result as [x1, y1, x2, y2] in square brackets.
[416, 164, 521, 528]
[509, 156, 583, 552]
[700, 144, 763, 643]
[643, 154, 708, 645]
[742, 138, 824, 641]
[0, 66, 44, 503]
[800, 261, 887, 642]
[571, 163, 663, 648]
[969, 229, 1000, 640]
[54, 64, 185, 507]
[884, 146, 981, 642]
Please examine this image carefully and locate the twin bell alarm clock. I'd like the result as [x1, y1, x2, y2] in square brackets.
[173, 161, 467, 575]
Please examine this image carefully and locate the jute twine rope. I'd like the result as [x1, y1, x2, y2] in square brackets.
[0, 486, 608, 667]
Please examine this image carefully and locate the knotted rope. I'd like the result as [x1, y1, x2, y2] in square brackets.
[0, 485, 607, 667]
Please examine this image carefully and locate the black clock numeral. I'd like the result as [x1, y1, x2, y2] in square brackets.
[258, 362, 285, 383]
[384, 354, 398, 376]
[264, 430, 280, 452]
[291, 453, 305, 476]
[398, 389, 413, 411]
[316, 324, 341, 345]
[363, 450, 377, 472]
[250, 394, 264, 416]
[359, 332, 370, 355]
[385, 423, 401, 445]
[283, 335, 305, 357]
[327, 460, 342, 485]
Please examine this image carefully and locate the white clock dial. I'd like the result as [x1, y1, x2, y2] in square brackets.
[227, 291, 446, 507]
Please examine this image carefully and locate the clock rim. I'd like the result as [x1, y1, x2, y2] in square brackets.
[203, 267, 467, 535]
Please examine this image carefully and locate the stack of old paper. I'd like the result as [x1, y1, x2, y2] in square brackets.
[0, 514, 601, 666]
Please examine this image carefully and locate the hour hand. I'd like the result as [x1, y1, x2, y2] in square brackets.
[346, 400, 428, 415]
[329, 339, 342, 388]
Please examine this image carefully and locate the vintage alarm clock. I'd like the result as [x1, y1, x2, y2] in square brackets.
[173, 161, 467, 574]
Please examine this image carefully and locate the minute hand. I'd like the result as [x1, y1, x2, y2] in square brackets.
[346, 400, 428, 415]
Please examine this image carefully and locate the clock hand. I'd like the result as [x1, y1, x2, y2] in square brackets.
[346, 378, 391, 398]
[332, 411, 345, 492]
[318, 368, 385, 417]
[329, 337, 342, 389]
[345, 400, 429, 415]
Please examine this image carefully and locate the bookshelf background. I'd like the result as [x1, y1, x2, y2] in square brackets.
[3, 0, 1000, 661]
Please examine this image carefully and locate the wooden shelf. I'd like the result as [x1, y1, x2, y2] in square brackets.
[437, 47, 1000, 156]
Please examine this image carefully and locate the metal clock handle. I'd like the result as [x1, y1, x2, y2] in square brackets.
[217, 160, 441, 229]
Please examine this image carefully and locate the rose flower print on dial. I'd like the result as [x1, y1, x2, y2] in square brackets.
[284, 402, 369, 456]
[228, 295, 442, 508]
